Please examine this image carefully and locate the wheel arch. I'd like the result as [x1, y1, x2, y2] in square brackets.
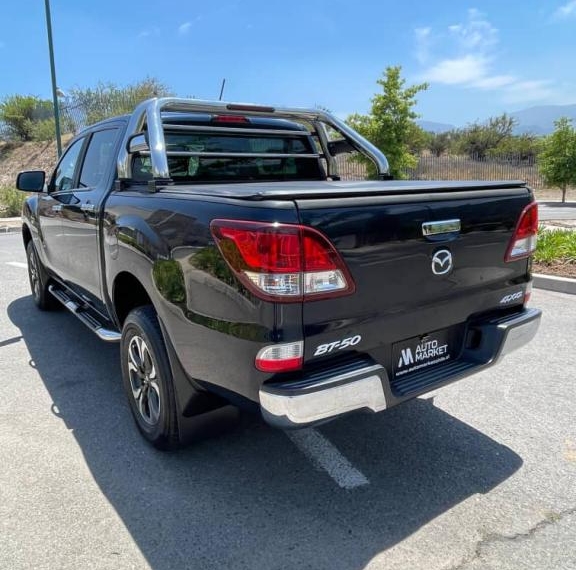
[22, 223, 32, 249]
[112, 271, 155, 327]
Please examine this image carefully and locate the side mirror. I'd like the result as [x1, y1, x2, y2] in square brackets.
[16, 171, 46, 192]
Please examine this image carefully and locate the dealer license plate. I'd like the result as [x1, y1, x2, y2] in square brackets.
[392, 328, 453, 379]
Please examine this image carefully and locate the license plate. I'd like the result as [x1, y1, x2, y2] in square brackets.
[393, 328, 453, 379]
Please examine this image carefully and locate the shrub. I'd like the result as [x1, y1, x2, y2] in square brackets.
[534, 229, 576, 264]
[0, 187, 27, 217]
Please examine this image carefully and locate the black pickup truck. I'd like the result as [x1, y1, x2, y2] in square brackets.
[17, 98, 541, 449]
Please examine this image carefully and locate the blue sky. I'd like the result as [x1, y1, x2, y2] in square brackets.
[1, 0, 575, 126]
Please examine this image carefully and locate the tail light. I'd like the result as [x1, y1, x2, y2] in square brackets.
[210, 220, 355, 302]
[255, 341, 303, 372]
[211, 115, 250, 124]
[505, 202, 538, 262]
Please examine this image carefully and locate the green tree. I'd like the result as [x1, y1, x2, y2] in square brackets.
[487, 133, 541, 163]
[67, 77, 173, 125]
[456, 114, 516, 159]
[346, 66, 428, 178]
[428, 132, 454, 157]
[0, 95, 53, 141]
[538, 117, 576, 203]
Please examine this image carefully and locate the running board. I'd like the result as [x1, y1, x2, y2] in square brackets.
[48, 285, 121, 342]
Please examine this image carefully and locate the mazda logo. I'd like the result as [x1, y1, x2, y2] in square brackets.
[431, 249, 453, 275]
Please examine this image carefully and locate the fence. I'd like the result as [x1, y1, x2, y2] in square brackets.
[337, 153, 545, 189]
[403, 154, 545, 189]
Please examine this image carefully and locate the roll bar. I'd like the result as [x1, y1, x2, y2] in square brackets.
[116, 97, 389, 181]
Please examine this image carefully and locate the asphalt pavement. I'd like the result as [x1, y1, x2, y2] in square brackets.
[0, 232, 575, 570]
[538, 201, 576, 221]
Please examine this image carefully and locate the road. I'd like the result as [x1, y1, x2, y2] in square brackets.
[0, 232, 575, 570]
[538, 201, 576, 221]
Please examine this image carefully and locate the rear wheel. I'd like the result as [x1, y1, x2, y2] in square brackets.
[121, 306, 180, 449]
[26, 241, 56, 310]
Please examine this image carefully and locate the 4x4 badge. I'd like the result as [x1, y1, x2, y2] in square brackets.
[431, 249, 453, 275]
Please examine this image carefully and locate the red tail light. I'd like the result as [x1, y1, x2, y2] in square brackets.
[212, 115, 250, 124]
[505, 202, 538, 262]
[210, 220, 355, 302]
[255, 341, 303, 372]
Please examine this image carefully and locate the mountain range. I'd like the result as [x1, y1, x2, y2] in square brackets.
[418, 104, 576, 135]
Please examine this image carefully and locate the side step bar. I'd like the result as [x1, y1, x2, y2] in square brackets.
[48, 285, 121, 342]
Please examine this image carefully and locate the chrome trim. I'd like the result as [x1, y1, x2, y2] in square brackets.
[48, 285, 121, 343]
[117, 98, 389, 180]
[139, 151, 321, 159]
[422, 219, 461, 236]
[259, 364, 387, 429]
[499, 310, 541, 356]
[431, 249, 453, 275]
[165, 124, 310, 137]
[80, 203, 96, 213]
[313, 120, 339, 179]
[94, 328, 122, 342]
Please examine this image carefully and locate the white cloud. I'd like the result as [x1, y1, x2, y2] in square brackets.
[423, 54, 489, 85]
[178, 22, 192, 35]
[448, 8, 498, 50]
[414, 27, 431, 64]
[416, 9, 557, 104]
[138, 27, 160, 38]
[553, 0, 576, 19]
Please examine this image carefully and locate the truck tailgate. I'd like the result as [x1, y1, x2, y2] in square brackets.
[295, 185, 534, 380]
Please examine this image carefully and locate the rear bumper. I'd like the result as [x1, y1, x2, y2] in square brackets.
[259, 307, 541, 429]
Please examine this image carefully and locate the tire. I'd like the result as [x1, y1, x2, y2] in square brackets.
[26, 241, 57, 310]
[121, 306, 180, 450]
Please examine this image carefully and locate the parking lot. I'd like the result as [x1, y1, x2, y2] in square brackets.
[0, 232, 575, 570]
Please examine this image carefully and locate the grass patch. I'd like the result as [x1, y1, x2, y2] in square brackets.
[534, 228, 576, 264]
[0, 187, 27, 218]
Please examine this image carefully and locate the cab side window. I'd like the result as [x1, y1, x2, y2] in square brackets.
[79, 129, 119, 189]
[52, 138, 84, 192]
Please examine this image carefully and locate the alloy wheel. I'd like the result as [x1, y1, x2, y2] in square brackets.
[127, 335, 161, 426]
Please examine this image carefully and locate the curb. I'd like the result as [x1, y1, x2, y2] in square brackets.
[533, 273, 576, 295]
[0, 226, 20, 234]
[0, 217, 21, 234]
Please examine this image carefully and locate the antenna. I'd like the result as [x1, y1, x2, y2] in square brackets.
[218, 78, 226, 101]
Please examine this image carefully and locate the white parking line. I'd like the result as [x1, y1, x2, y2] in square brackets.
[287, 428, 369, 489]
[5, 262, 27, 269]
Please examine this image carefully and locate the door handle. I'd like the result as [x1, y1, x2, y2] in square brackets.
[80, 203, 96, 213]
[51, 205, 62, 212]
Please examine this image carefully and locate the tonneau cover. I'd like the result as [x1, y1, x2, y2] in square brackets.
[159, 180, 527, 201]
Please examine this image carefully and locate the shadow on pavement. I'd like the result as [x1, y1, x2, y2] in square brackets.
[9, 295, 523, 570]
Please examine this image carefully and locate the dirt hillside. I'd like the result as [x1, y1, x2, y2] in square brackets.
[0, 137, 72, 187]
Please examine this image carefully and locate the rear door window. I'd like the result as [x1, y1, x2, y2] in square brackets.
[79, 129, 119, 189]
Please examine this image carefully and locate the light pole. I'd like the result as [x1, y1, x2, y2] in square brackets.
[44, 0, 62, 156]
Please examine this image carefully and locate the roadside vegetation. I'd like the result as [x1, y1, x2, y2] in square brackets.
[535, 229, 576, 264]
[0, 186, 26, 217]
[533, 228, 576, 279]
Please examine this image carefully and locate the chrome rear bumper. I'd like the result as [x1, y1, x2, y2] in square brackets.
[259, 308, 541, 429]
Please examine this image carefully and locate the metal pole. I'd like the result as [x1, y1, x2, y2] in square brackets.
[218, 78, 226, 101]
[44, 0, 62, 156]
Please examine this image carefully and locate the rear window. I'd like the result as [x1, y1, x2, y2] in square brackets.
[133, 131, 324, 183]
